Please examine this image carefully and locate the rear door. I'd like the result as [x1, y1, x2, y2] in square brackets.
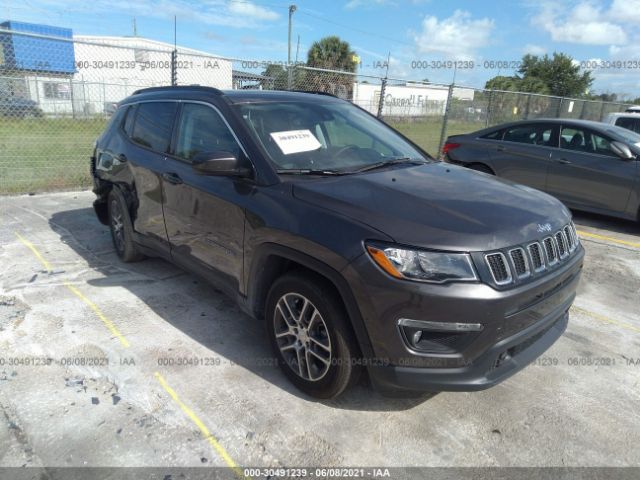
[486, 122, 558, 191]
[161, 101, 248, 294]
[103, 101, 177, 250]
[546, 124, 636, 213]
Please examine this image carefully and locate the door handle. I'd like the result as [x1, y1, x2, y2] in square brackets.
[555, 158, 572, 165]
[496, 145, 505, 152]
[162, 172, 183, 185]
[117, 153, 127, 162]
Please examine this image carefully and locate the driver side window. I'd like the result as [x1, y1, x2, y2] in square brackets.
[175, 103, 241, 161]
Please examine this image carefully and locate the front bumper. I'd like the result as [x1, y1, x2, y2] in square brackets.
[342, 244, 584, 393]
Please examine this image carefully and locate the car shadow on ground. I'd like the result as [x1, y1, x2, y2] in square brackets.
[48, 207, 435, 412]
[571, 210, 640, 236]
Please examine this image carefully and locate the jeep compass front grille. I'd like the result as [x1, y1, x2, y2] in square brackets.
[484, 223, 579, 288]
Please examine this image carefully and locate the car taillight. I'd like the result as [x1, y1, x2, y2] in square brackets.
[442, 142, 461, 155]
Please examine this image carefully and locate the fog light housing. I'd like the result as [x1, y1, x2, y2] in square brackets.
[398, 318, 483, 354]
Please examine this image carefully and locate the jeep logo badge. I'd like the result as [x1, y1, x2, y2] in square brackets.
[537, 223, 553, 233]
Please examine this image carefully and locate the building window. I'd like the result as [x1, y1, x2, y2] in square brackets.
[43, 82, 71, 100]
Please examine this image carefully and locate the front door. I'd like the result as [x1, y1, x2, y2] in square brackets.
[161, 102, 249, 293]
[547, 125, 637, 214]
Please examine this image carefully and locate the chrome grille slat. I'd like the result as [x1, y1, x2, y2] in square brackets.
[509, 247, 529, 278]
[485, 252, 512, 285]
[527, 242, 545, 272]
[543, 237, 558, 265]
[563, 226, 574, 251]
[555, 231, 568, 258]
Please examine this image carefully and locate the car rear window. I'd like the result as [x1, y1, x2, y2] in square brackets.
[131, 102, 177, 153]
[615, 117, 640, 134]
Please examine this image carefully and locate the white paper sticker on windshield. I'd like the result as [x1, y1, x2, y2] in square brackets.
[270, 129, 322, 155]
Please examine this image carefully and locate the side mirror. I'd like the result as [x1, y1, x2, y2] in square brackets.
[610, 141, 635, 160]
[192, 151, 252, 177]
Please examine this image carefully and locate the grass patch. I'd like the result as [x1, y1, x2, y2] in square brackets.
[0, 117, 107, 194]
[386, 118, 486, 156]
[0, 115, 488, 194]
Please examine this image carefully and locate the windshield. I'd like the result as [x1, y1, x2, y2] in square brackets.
[235, 100, 429, 172]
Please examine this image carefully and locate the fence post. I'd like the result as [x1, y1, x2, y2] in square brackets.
[579, 101, 587, 119]
[171, 50, 177, 86]
[377, 77, 387, 118]
[524, 94, 532, 119]
[70, 77, 75, 119]
[485, 89, 494, 127]
[287, 64, 293, 90]
[437, 83, 455, 159]
[599, 101, 606, 121]
[556, 97, 564, 118]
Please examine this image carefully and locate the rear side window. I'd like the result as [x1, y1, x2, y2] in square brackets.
[131, 102, 177, 153]
[481, 129, 503, 140]
[503, 124, 555, 146]
[174, 103, 241, 161]
[123, 105, 136, 136]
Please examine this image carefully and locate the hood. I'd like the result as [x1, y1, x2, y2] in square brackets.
[292, 163, 571, 252]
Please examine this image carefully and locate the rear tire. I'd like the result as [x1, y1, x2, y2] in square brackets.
[108, 188, 144, 262]
[266, 271, 360, 399]
[468, 163, 494, 175]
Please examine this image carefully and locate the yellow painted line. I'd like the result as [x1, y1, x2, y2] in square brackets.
[576, 230, 640, 249]
[572, 305, 640, 334]
[63, 281, 130, 348]
[15, 231, 130, 348]
[14, 232, 52, 272]
[154, 372, 248, 480]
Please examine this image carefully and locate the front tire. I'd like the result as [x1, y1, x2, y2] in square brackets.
[266, 272, 359, 399]
[108, 188, 144, 262]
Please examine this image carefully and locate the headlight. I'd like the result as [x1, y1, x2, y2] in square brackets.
[366, 244, 478, 283]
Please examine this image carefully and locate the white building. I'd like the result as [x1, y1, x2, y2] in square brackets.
[352, 82, 476, 117]
[29, 35, 233, 116]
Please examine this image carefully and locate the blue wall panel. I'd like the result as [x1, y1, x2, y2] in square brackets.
[0, 21, 75, 74]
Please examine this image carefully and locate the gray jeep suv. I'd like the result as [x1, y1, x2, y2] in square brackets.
[91, 87, 584, 399]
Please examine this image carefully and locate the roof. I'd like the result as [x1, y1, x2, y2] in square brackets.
[127, 86, 343, 104]
[220, 89, 343, 104]
[485, 118, 616, 130]
[73, 35, 228, 59]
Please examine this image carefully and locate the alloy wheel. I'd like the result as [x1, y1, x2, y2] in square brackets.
[273, 293, 332, 381]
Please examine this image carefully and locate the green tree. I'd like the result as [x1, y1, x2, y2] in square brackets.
[261, 64, 288, 90]
[484, 53, 593, 98]
[306, 36, 358, 72]
[305, 36, 358, 97]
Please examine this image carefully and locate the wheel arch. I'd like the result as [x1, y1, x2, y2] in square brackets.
[247, 243, 375, 360]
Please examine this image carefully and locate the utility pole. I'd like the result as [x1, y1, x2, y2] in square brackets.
[287, 4, 297, 90]
[132, 17, 137, 36]
[288, 4, 297, 65]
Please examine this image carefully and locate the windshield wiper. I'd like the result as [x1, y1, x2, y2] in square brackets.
[276, 168, 347, 176]
[347, 157, 428, 174]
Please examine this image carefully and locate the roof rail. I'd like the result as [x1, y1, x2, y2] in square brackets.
[289, 90, 341, 99]
[131, 85, 223, 96]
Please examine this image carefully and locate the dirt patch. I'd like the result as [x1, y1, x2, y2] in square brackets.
[0, 296, 29, 331]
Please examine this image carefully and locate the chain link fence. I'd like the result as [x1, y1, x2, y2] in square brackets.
[0, 26, 634, 194]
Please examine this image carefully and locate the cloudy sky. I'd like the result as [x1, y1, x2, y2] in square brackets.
[3, 0, 640, 95]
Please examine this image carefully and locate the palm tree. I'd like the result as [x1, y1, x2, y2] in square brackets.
[307, 36, 358, 72]
[305, 36, 358, 97]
